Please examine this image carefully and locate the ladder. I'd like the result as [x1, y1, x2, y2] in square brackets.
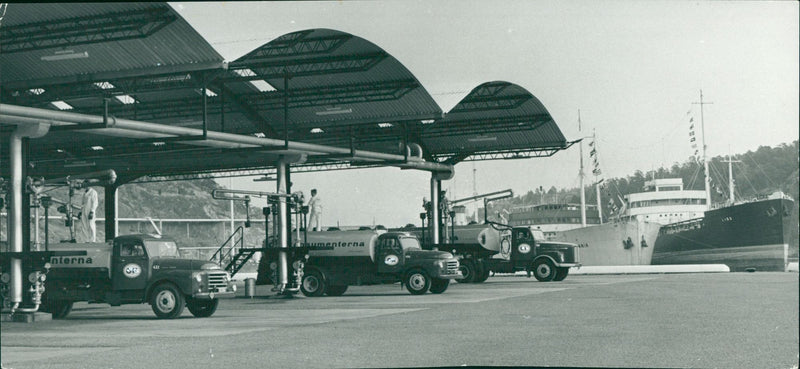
[211, 226, 246, 275]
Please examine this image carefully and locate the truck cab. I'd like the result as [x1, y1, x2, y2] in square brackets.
[40, 234, 236, 319]
[510, 226, 580, 281]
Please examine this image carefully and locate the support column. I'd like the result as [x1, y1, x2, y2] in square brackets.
[275, 159, 289, 291]
[430, 176, 440, 248]
[104, 185, 118, 241]
[7, 123, 49, 307]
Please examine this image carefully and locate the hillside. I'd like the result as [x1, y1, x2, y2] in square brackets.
[486, 140, 799, 218]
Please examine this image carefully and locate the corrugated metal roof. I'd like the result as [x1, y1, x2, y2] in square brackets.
[0, 6, 569, 181]
[0, 3, 223, 85]
[423, 81, 568, 162]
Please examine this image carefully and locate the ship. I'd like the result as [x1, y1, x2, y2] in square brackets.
[636, 178, 798, 272]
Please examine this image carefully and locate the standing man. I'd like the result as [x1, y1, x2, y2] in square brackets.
[307, 188, 322, 231]
[78, 186, 99, 242]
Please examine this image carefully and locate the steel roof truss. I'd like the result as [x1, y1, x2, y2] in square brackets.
[1, 7, 177, 53]
[243, 33, 352, 60]
[450, 94, 531, 113]
[226, 52, 388, 80]
[244, 79, 417, 111]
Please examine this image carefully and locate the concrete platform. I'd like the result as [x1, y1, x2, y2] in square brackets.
[1, 273, 797, 369]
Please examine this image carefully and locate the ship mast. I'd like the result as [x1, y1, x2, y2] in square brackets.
[722, 154, 741, 205]
[693, 90, 713, 210]
[578, 110, 587, 226]
[594, 129, 603, 224]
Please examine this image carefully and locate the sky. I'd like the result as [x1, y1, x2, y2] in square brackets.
[172, 1, 799, 227]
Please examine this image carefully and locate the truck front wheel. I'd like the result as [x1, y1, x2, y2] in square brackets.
[553, 267, 569, 281]
[187, 298, 219, 317]
[456, 259, 476, 283]
[150, 283, 185, 319]
[405, 270, 431, 295]
[429, 278, 449, 294]
[300, 269, 326, 297]
[532, 259, 557, 282]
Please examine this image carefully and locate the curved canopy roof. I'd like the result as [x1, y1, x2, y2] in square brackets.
[0, 3, 570, 181]
[423, 81, 568, 164]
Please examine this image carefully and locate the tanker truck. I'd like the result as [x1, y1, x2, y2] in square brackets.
[409, 224, 581, 282]
[258, 230, 461, 296]
[31, 234, 236, 319]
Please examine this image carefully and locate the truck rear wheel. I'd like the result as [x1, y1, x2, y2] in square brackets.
[187, 298, 219, 318]
[300, 269, 326, 297]
[405, 270, 431, 295]
[325, 285, 348, 296]
[473, 259, 490, 283]
[533, 259, 557, 282]
[553, 267, 569, 281]
[429, 278, 449, 294]
[456, 259, 476, 283]
[47, 300, 73, 319]
[150, 283, 185, 319]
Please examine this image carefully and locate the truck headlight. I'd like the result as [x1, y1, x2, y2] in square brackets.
[518, 243, 531, 254]
[269, 262, 278, 271]
[194, 274, 203, 283]
[28, 272, 39, 284]
[292, 260, 303, 270]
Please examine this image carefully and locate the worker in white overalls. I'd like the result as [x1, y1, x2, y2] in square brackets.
[307, 188, 322, 232]
[78, 187, 99, 242]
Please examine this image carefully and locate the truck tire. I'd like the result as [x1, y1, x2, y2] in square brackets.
[48, 300, 74, 319]
[532, 259, 557, 282]
[300, 269, 326, 297]
[187, 298, 219, 318]
[405, 270, 431, 295]
[553, 267, 570, 281]
[455, 259, 476, 283]
[473, 259, 490, 283]
[429, 278, 449, 294]
[325, 285, 348, 296]
[150, 283, 185, 319]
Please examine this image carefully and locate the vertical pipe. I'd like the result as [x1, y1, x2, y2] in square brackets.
[276, 159, 289, 289]
[8, 132, 23, 303]
[104, 185, 118, 241]
[430, 176, 439, 248]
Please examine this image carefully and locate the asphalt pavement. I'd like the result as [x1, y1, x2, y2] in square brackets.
[1, 272, 798, 369]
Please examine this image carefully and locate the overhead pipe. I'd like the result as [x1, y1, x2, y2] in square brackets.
[0, 104, 453, 175]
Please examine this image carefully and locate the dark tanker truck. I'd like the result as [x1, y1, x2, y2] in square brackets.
[32, 234, 235, 319]
[258, 230, 462, 296]
[412, 224, 581, 282]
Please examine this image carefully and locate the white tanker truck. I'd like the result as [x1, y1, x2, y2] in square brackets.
[407, 223, 581, 282]
[257, 230, 462, 296]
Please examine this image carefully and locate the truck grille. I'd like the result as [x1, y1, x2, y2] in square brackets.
[445, 260, 459, 274]
[562, 247, 578, 263]
[207, 272, 229, 290]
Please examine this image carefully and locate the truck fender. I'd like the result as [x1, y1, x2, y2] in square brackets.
[303, 266, 329, 283]
[532, 255, 558, 266]
[145, 279, 189, 301]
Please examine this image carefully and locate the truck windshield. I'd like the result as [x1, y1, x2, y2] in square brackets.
[144, 240, 180, 258]
[399, 237, 421, 251]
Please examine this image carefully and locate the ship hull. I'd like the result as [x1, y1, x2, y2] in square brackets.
[652, 198, 797, 271]
[550, 220, 661, 266]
